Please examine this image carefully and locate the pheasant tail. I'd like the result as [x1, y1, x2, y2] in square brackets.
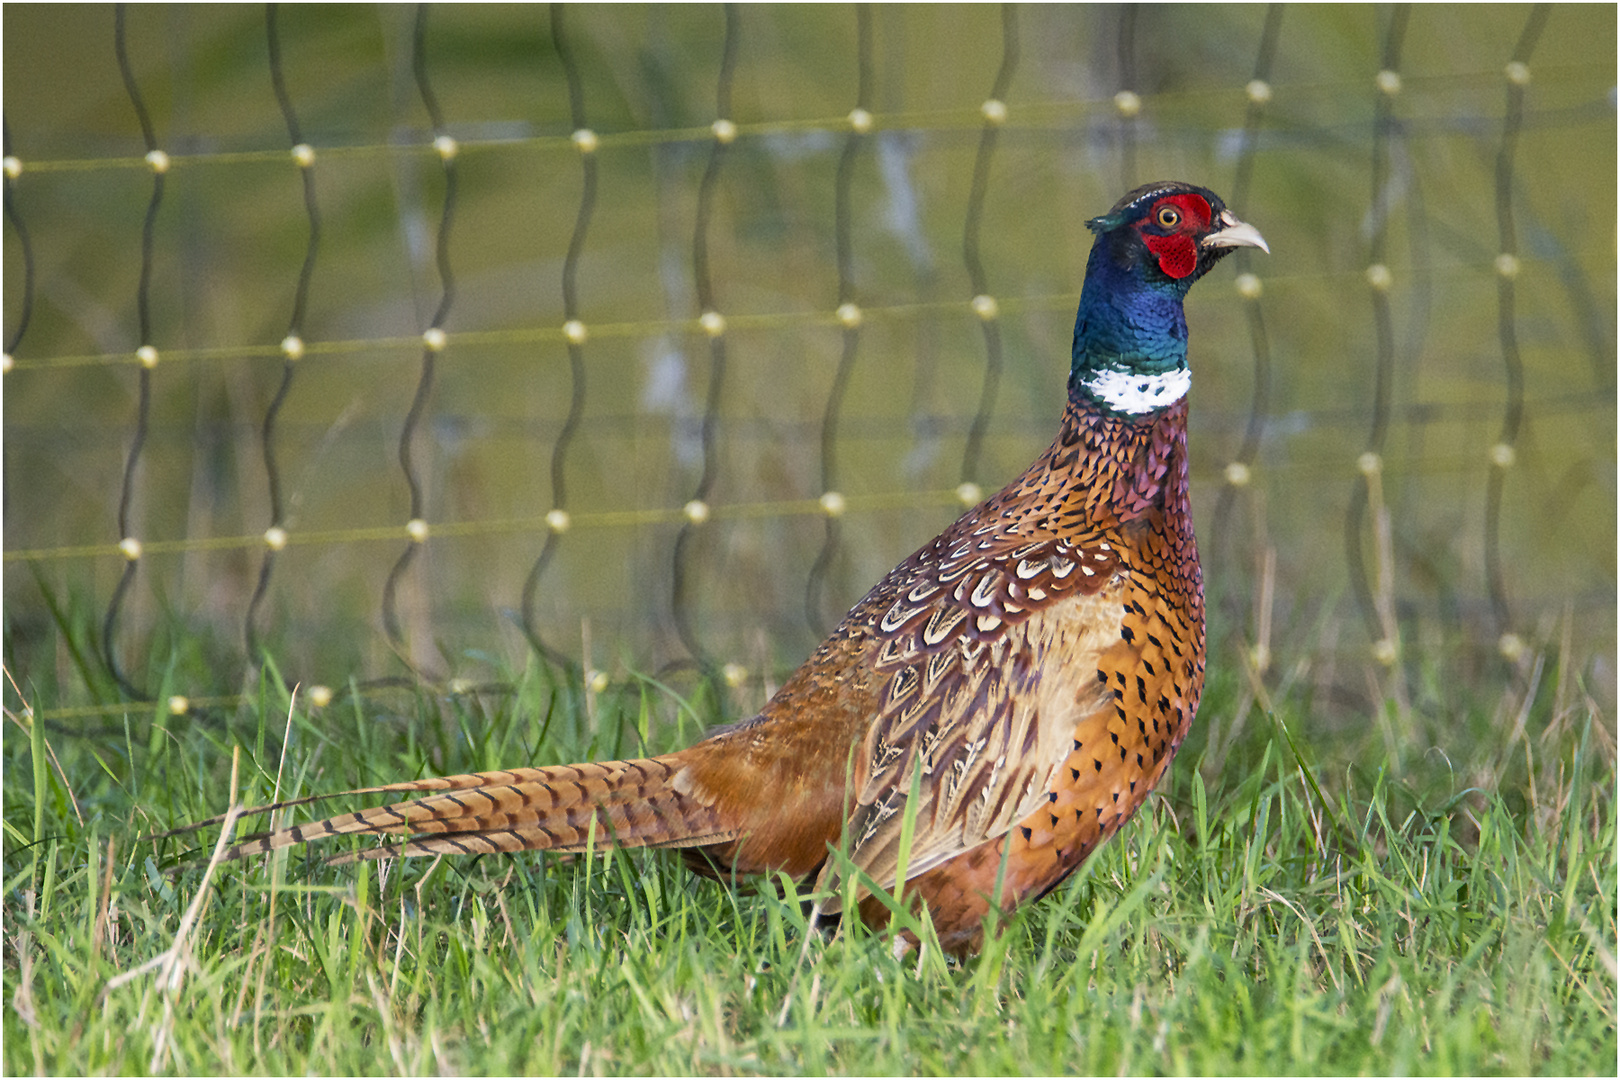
[218, 755, 743, 865]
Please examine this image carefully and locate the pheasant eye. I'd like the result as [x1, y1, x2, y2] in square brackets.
[1156, 206, 1180, 229]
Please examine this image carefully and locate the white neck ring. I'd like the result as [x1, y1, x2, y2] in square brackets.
[1081, 366, 1190, 415]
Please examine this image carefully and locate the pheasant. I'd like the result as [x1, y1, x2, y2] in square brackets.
[184, 182, 1266, 956]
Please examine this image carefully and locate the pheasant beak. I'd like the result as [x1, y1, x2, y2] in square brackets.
[1202, 209, 1269, 255]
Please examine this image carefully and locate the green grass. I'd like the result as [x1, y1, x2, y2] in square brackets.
[4, 627, 1615, 1075]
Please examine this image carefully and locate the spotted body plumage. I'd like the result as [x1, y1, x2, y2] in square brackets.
[174, 182, 1265, 957]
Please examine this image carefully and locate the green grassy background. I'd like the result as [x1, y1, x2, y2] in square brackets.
[3, 4, 1616, 1074]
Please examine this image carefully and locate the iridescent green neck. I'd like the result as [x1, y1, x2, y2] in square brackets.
[1069, 223, 1192, 416]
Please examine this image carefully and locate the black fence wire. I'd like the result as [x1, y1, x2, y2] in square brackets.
[245, 3, 322, 670]
[519, 3, 597, 671]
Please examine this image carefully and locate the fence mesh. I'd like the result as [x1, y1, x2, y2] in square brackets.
[4, 4, 1614, 728]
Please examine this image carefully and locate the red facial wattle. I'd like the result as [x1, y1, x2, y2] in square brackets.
[1140, 193, 1213, 280]
[1144, 233, 1198, 278]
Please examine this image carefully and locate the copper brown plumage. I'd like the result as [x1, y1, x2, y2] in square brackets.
[181, 182, 1266, 957]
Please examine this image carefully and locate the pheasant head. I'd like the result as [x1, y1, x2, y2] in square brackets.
[1070, 181, 1268, 415]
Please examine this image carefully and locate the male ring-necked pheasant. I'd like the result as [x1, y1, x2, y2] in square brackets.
[193, 182, 1266, 956]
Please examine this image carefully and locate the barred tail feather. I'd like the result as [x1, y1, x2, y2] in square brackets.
[213, 755, 740, 864]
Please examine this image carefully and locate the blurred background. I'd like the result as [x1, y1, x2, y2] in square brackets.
[3, 4, 1614, 736]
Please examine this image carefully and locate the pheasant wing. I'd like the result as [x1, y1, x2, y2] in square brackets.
[821, 524, 1125, 907]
